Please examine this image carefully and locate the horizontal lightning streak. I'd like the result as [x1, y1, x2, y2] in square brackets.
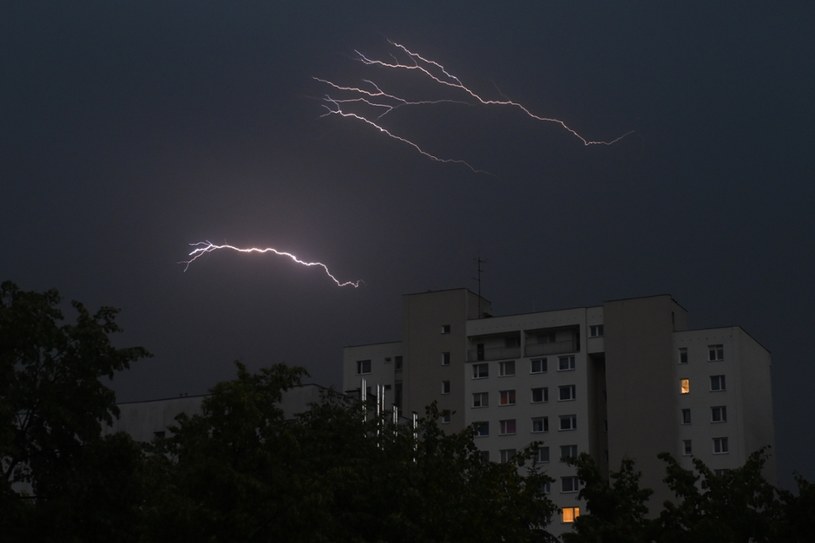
[181, 241, 363, 288]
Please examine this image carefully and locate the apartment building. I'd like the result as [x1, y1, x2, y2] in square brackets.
[342, 288, 775, 534]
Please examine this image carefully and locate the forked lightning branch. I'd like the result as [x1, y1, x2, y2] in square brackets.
[181, 241, 363, 288]
[316, 40, 632, 174]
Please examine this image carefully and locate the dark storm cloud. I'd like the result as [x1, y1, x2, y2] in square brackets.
[2, 1, 814, 488]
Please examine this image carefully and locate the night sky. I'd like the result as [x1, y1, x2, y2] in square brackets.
[3, 2, 814, 488]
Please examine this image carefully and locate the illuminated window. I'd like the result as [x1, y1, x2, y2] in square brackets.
[708, 344, 724, 361]
[472, 392, 489, 408]
[681, 408, 691, 424]
[679, 347, 688, 364]
[713, 437, 729, 454]
[499, 449, 517, 463]
[712, 405, 727, 422]
[531, 387, 548, 403]
[499, 389, 516, 406]
[535, 446, 550, 463]
[499, 419, 517, 435]
[356, 359, 372, 374]
[530, 358, 547, 373]
[589, 324, 604, 337]
[562, 507, 581, 523]
[473, 421, 489, 437]
[559, 385, 577, 401]
[472, 363, 489, 379]
[441, 380, 450, 395]
[710, 375, 726, 391]
[441, 351, 450, 366]
[682, 439, 692, 456]
[559, 414, 577, 431]
[532, 416, 549, 433]
[561, 476, 579, 493]
[499, 360, 516, 376]
[561, 444, 578, 461]
[558, 355, 576, 371]
[680, 378, 690, 394]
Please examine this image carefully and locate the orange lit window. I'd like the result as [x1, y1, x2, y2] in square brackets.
[562, 506, 581, 523]
[680, 378, 690, 394]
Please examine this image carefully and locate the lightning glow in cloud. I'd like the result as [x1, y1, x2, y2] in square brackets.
[181, 241, 363, 288]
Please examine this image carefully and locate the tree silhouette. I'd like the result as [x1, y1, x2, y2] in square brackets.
[0, 280, 150, 540]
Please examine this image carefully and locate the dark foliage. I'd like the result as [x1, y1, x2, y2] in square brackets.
[146, 363, 557, 542]
[563, 453, 653, 543]
[4, 282, 814, 542]
[0, 281, 150, 541]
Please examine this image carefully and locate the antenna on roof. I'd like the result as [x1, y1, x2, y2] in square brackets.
[474, 255, 487, 317]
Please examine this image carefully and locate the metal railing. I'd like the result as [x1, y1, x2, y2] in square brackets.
[524, 339, 578, 357]
[467, 346, 521, 362]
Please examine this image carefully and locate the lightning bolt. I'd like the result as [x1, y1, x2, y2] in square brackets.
[315, 41, 632, 171]
[312, 77, 468, 118]
[358, 40, 634, 146]
[319, 97, 492, 176]
[181, 241, 363, 288]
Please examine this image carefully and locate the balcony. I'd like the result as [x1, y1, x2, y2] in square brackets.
[525, 338, 579, 357]
[467, 345, 521, 362]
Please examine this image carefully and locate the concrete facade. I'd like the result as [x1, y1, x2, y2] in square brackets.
[402, 289, 489, 431]
[603, 295, 689, 507]
[342, 289, 775, 535]
[673, 327, 776, 481]
[342, 341, 403, 411]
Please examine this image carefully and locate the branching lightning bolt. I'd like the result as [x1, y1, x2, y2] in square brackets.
[358, 40, 634, 146]
[181, 241, 363, 288]
[313, 77, 468, 118]
[315, 41, 632, 172]
[319, 97, 491, 176]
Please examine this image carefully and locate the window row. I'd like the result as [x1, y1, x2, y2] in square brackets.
[472, 355, 576, 379]
[680, 406, 728, 424]
[524, 477, 581, 498]
[493, 444, 579, 464]
[473, 415, 577, 436]
[355, 356, 404, 374]
[682, 436, 729, 455]
[678, 344, 725, 364]
[471, 385, 576, 407]
[679, 375, 726, 394]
